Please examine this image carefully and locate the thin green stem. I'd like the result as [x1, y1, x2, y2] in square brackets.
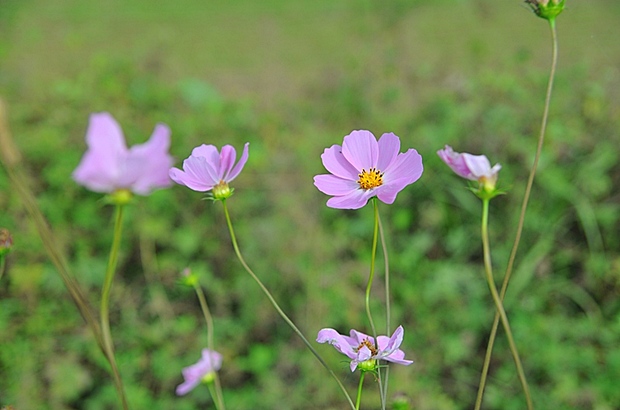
[193, 283, 226, 410]
[100, 204, 129, 410]
[377, 212, 391, 410]
[479, 199, 532, 410]
[476, 18, 558, 409]
[355, 372, 366, 410]
[221, 200, 356, 410]
[0, 255, 6, 281]
[364, 198, 380, 339]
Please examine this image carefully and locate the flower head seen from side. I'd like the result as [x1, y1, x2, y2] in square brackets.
[437, 145, 502, 197]
[317, 325, 413, 372]
[169, 143, 249, 200]
[313, 130, 423, 209]
[72, 112, 173, 198]
[176, 349, 223, 396]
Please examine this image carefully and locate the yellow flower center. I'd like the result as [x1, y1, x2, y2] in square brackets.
[357, 339, 378, 356]
[357, 168, 384, 190]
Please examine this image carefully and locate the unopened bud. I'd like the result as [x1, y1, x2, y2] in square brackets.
[525, 0, 565, 21]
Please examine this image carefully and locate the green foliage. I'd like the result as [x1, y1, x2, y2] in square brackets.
[2, 1, 620, 409]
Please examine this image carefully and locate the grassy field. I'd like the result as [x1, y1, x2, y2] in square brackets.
[1, 0, 620, 409]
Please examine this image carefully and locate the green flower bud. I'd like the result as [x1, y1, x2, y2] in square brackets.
[525, 0, 566, 21]
[212, 181, 233, 200]
[358, 359, 377, 372]
[107, 189, 133, 205]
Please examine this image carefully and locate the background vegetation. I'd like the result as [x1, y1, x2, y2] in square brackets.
[1, 0, 620, 409]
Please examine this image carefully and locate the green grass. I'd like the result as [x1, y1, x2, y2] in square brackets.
[1, 0, 620, 409]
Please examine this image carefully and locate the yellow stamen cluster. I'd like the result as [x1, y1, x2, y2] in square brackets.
[357, 338, 378, 356]
[357, 168, 384, 190]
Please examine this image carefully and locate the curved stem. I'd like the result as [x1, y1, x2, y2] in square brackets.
[193, 283, 226, 410]
[476, 18, 558, 409]
[100, 204, 129, 410]
[355, 372, 366, 410]
[221, 200, 356, 410]
[478, 199, 532, 410]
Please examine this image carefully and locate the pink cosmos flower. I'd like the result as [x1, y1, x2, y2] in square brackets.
[72, 112, 173, 195]
[169, 143, 249, 199]
[437, 145, 501, 188]
[313, 130, 423, 209]
[176, 349, 223, 396]
[317, 325, 413, 372]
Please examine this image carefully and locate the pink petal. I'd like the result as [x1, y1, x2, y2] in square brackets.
[341, 130, 378, 171]
[320, 144, 359, 180]
[463, 153, 493, 179]
[219, 145, 237, 181]
[227, 142, 249, 182]
[437, 146, 475, 180]
[317, 328, 357, 360]
[169, 156, 218, 191]
[124, 123, 173, 195]
[376, 133, 401, 171]
[325, 189, 375, 210]
[383, 149, 423, 186]
[313, 174, 359, 196]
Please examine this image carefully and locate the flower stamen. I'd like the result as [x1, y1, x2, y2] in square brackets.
[357, 338, 378, 356]
[357, 168, 384, 190]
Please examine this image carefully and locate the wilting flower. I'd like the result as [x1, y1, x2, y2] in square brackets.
[524, 0, 565, 20]
[176, 349, 223, 396]
[437, 145, 501, 192]
[169, 143, 249, 200]
[72, 112, 173, 196]
[314, 130, 423, 209]
[317, 325, 413, 372]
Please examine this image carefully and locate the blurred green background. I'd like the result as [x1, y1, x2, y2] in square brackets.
[1, 0, 620, 409]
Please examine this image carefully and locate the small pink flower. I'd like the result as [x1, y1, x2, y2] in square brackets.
[169, 143, 249, 199]
[317, 325, 413, 372]
[437, 145, 501, 188]
[314, 130, 423, 209]
[176, 349, 223, 396]
[72, 112, 173, 195]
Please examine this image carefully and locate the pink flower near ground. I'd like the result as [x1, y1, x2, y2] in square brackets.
[437, 145, 501, 187]
[176, 349, 223, 396]
[169, 143, 249, 199]
[317, 325, 413, 372]
[313, 130, 423, 209]
[72, 112, 173, 195]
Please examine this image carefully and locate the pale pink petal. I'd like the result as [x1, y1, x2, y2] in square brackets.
[320, 144, 359, 180]
[382, 149, 423, 186]
[313, 174, 359, 196]
[219, 145, 237, 181]
[317, 328, 357, 360]
[226, 143, 249, 182]
[437, 145, 474, 180]
[325, 189, 375, 210]
[169, 156, 218, 191]
[124, 123, 173, 195]
[463, 153, 493, 179]
[376, 133, 400, 171]
[341, 130, 378, 171]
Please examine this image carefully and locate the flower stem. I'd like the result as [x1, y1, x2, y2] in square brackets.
[0, 255, 6, 281]
[220, 200, 356, 410]
[355, 372, 366, 410]
[477, 199, 532, 410]
[192, 283, 226, 410]
[476, 17, 558, 409]
[100, 203, 129, 410]
[364, 198, 380, 339]
[378, 211, 391, 410]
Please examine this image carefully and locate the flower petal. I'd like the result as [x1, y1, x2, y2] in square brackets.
[325, 188, 375, 209]
[376, 132, 400, 171]
[219, 145, 237, 181]
[463, 153, 493, 179]
[226, 142, 249, 182]
[320, 144, 359, 180]
[317, 328, 357, 360]
[169, 156, 217, 192]
[381, 326, 405, 356]
[341, 130, 378, 171]
[313, 174, 359, 196]
[437, 145, 474, 180]
[383, 149, 423, 186]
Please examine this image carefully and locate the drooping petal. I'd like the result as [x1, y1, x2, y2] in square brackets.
[376, 132, 401, 171]
[313, 174, 359, 196]
[175, 349, 222, 396]
[341, 130, 378, 171]
[383, 349, 413, 366]
[169, 156, 218, 191]
[226, 142, 249, 182]
[320, 144, 359, 180]
[317, 328, 357, 360]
